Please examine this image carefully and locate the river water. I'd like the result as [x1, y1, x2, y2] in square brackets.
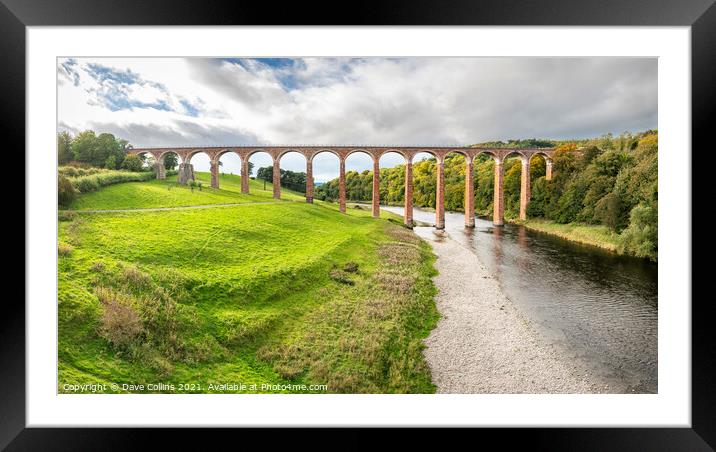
[383, 206, 658, 393]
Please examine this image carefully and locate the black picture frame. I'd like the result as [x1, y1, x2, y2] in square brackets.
[4, 0, 711, 448]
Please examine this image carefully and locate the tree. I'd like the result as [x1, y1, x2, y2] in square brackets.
[120, 154, 144, 172]
[105, 155, 118, 170]
[256, 166, 273, 182]
[58, 131, 73, 164]
[70, 130, 130, 168]
[71, 130, 99, 165]
[594, 193, 623, 231]
[163, 153, 179, 170]
[618, 203, 658, 261]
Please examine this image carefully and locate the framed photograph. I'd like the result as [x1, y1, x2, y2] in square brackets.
[7, 0, 712, 447]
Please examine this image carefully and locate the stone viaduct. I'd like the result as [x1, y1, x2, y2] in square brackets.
[127, 146, 555, 229]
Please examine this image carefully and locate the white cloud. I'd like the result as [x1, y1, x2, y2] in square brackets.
[58, 57, 657, 179]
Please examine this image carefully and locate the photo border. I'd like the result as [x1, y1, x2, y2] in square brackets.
[6, 0, 712, 448]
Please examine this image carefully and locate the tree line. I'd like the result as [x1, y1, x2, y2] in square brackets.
[315, 131, 657, 260]
[256, 166, 307, 193]
[58, 130, 179, 172]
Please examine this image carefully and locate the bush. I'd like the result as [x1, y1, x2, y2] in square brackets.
[618, 203, 658, 261]
[120, 154, 144, 172]
[96, 287, 143, 349]
[594, 193, 623, 232]
[58, 210, 77, 222]
[329, 269, 354, 285]
[58, 166, 79, 178]
[65, 161, 93, 169]
[73, 175, 100, 193]
[58, 243, 73, 257]
[58, 175, 77, 207]
[105, 155, 118, 170]
[59, 166, 106, 178]
[70, 170, 155, 193]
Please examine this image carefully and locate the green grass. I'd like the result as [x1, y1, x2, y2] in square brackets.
[513, 218, 621, 252]
[59, 176, 438, 394]
[68, 172, 305, 210]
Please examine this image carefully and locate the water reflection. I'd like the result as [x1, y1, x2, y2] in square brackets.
[387, 206, 658, 393]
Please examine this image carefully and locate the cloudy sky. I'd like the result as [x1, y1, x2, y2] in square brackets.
[57, 57, 657, 181]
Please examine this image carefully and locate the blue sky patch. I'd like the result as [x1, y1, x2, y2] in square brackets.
[180, 99, 200, 117]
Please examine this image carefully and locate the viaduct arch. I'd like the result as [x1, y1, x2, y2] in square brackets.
[127, 146, 556, 228]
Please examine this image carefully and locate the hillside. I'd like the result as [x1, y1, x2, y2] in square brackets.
[58, 174, 439, 393]
[69, 172, 305, 210]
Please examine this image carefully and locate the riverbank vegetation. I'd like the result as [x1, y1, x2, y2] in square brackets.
[315, 131, 658, 261]
[513, 218, 620, 252]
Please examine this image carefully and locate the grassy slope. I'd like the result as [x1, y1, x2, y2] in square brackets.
[59, 176, 438, 393]
[69, 172, 305, 210]
[512, 218, 620, 252]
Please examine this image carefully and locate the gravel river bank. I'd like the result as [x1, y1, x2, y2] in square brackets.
[417, 228, 604, 393]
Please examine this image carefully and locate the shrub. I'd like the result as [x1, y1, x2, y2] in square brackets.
[150, 356, 174, 379]
[343, 262, 359, 273]
[105, 155, 118, 170]
[120, 154, 144, 172]
[120, 265, 153, 291]
[58, 166, 79, 177]
[58, 243, 73, 257]
[66, 160, 93, 169]
[58, 210, 76, 222]
[70, 170, 155, 193]
[594, 193, 624, 232]
[58, 176, 77, 207]
[96, 287, 143, 349]
[329, 269, 354, 285]
[73, 175, 100, 193]
[618, 203, 658, 261]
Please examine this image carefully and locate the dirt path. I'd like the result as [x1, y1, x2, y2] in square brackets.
[419, 229, 603, 394]
[66, 201, 283, 214]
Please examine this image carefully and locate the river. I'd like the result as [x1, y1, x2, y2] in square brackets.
[382, 205, 658, 393]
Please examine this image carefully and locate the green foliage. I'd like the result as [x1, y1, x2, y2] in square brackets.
[256, 166, 307, 192]
[163, 152, 179, 170]
[594, 193, 623, 231]
[472, 138, 555, 148]
[59, 165, 105, 178]
[618, 203, 658, 261]
[58, 175, 77, 207]
[57, 131, 73, 164]
[71, 170, 156, 193]
[120, 154, 144, 172]
[69, 130, 130, 168]
[105, 155, 118, 170]
[532, 131, 658, 260]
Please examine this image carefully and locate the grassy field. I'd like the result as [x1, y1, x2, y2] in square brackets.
[68, 172, 305, 210]
[512, 218, 621, 252]
[58, 174, 438, 393]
